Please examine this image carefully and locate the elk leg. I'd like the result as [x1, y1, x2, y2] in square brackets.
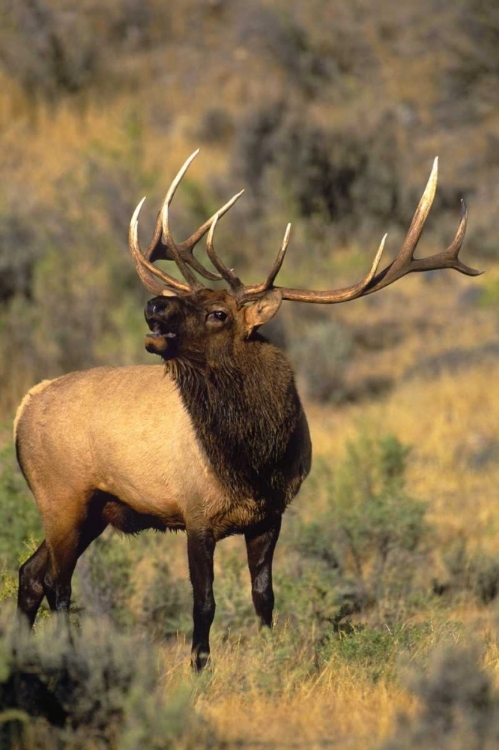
[245, 516, 282, 628]
[43, 525, 83, 615]
[42, 511, 108, 619]
[18, 540, 50, 626]
[187, 529, 216, 671]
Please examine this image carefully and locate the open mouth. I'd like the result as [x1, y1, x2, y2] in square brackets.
[145, 322, 179, 356]
[148, 323, 177, 340]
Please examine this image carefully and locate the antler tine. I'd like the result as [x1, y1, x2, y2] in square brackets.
[206, 214, 244, 294]
[387, 157, 439, 278]
[129, 197, 192, 295]
[161, 201, 203, 290]
[142, 151, 218, 281]
[444, 199, 479, 275]
[177, 189, 245, 254]
[236, 224, 293, 303]
[146, 151, 245, 283]
[267, 158, 480, 305]
[357, 163, 481, 293]
[265, 223, 292, 289]
[148, 188, 244, 282]
[157, 150, 205, 290]
[144, 206, 221, 282]
[402, 199, 479, 276]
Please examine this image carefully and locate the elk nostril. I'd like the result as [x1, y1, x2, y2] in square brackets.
[146, 298, 169, 317]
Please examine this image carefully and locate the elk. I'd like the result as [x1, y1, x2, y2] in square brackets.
[15, 151, 479, 670]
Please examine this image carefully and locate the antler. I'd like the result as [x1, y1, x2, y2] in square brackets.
[206, 216, 292, 302]
[204, 157, 481, 305]
[129, 150, 244, 295]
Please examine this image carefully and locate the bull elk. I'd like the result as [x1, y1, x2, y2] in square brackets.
[15, 151, 479, 669]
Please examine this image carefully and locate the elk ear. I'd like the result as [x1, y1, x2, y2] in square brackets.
[243, 289, 283, 334]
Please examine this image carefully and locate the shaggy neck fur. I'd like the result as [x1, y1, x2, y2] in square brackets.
[166, 335, 307, 509]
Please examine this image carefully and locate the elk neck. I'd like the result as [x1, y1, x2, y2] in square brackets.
[166, 334, 311, 510]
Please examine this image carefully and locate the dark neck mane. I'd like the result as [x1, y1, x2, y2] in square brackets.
[167, 338, 307, 507]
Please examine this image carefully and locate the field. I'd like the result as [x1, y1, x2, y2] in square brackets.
[1, 1, 499, 747]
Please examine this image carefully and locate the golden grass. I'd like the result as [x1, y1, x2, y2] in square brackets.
[155, 631, 417, 750]
[152, 602, 499, 749]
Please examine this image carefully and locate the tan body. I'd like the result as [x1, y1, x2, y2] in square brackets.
[15, 365, 309, 540]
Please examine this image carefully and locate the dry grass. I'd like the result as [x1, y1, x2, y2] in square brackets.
[155, 631, 417, 750]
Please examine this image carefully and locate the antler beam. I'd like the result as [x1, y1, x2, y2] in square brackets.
[215, 157, 480, 305]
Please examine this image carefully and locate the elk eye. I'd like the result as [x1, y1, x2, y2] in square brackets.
[207, 310, 228, 322]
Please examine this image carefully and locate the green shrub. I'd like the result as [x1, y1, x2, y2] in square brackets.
[195, 106, 234, 145]
[138, 557, 192, 639]
[0, 202, 45, 303]
[0, 614, 213, 749]
[0, 441, 42, 572]
[290, 433, 429, 624]
[232, 100, 406, 239]
[383, 643, 499, 749]
[318, 622, 431, 683]
[444, 0, 499, 116]
[75, 532, 136, 628]
[436, 536, 499, 606]
[0, 0, 104, 101]
[0, 125, 153, 417]
[289, 317, 353, 404]
[0, 0, 169, 102]
[331, 434, 426, 567]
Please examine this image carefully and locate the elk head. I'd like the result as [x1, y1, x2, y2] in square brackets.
[129, 150, 481, 366]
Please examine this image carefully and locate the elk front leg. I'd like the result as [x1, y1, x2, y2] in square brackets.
[187, 529, 216, 671]
[245, 516, 282, 628]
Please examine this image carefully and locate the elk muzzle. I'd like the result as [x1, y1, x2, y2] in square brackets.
[144, 296, 182, 357]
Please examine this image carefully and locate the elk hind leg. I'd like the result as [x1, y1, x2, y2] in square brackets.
[43, 511, 108, 618]
[18, 540, 50, 626]
[24, 492, 108, 622]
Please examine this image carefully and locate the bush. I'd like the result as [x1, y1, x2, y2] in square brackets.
[0, 0, 103, 101]
[233, 4, 330, 95]
[318, 621, 431, 684]
[0, 0, 169, 102]
[288, 316, 353, 403]
[0, 441, 42, 572]
[74, 532, 136, 628]
[383, 643, 499, 749]
[0, 202, 45, 303]
[435, 536, 499, 606]
[0, 129, 153, 418]
[0, 614, 213, 749]
[195, 106, 234, 145]
[138, 557, 192, 639]
[444, 0, 499, 117]
[232, 101, 404, 236]
[290, 433, 429, 624]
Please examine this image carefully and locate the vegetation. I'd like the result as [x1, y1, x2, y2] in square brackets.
[1, 0, 499, 747]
